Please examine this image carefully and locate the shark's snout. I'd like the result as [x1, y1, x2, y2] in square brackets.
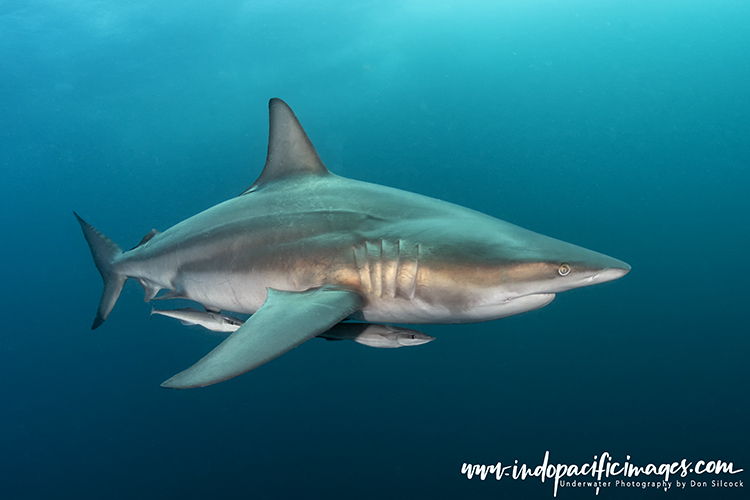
[592, 263, 630, 284]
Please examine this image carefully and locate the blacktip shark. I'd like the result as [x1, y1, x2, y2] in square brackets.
[75, 98, 630, 389]
[151, 307, 434, 348]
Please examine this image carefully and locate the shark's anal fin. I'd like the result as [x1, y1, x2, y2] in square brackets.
[161, 286, 364, 389]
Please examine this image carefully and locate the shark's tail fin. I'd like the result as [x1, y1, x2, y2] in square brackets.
[74, 212, 127, 329]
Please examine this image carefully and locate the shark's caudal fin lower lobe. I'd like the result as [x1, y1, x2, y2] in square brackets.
[74, 212, 126, 329]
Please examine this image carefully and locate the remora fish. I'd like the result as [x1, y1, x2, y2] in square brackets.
[150, 307, 243, 333]
[151, 307, 433, 348]
[75, 98, 630, 389]
[318, 322, 433, 348]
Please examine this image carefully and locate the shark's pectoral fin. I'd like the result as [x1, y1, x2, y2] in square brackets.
[161, 286, 364, 389]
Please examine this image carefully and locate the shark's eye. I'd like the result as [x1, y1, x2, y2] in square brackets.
[558, 263, 571, 276]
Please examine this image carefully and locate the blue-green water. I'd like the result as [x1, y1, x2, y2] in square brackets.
[1, 1, 748, 498]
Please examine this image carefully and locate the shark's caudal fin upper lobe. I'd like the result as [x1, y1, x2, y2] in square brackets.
[74, 212, 126, 329]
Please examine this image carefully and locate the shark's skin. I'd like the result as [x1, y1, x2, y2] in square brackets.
[151, 307, 434, 348]
[75, 98, 629, 388]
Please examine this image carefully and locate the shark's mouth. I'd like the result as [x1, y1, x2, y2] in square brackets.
[473, 293, 555, 321]
[478, 293, 556, 320]
[500, 293, 556, 305]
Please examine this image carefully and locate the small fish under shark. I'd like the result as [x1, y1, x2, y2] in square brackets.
[75, 98, 630, 388]
[151, 307, 434, 348]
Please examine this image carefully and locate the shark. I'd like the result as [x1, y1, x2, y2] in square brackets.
[150, 307, 434, 348]
[75, 98, 630, 389]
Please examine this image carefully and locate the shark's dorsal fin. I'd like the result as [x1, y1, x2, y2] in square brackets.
[241, 98, 329, 195]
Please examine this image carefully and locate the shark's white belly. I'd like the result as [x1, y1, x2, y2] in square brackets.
[167, 253, 556, 325]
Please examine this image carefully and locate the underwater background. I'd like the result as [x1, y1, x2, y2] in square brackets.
[1, 1, 748, 498]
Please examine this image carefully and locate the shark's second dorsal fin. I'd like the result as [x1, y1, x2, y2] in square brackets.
[132, 229, 160, 249]
[241, 98, 329, 195]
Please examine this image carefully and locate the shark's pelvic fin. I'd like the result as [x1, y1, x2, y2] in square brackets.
[139, 279, 162, 302]
[161, 286, 364, 389]
[241, 98, 329, 194]
[73, 212, 126, 330]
